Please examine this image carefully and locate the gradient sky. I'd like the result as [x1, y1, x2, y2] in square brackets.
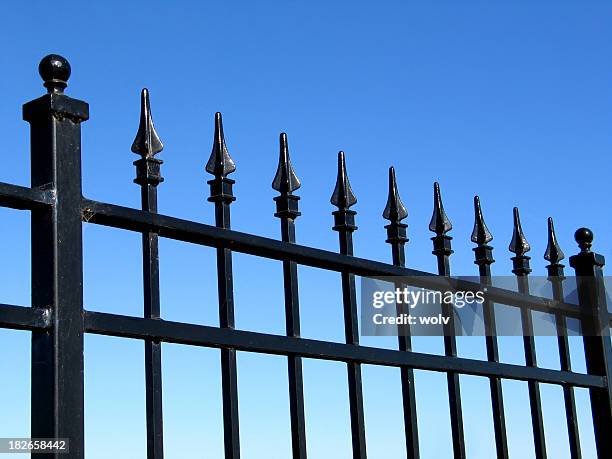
[0, 1, 611, 458]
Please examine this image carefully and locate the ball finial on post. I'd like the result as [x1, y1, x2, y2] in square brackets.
[38, 54, 71, 93]
[574, 227, 593, 253]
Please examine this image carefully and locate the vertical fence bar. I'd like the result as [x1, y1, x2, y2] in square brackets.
[272, 133, 308, 459]
[569, 228, 612, 459]
[206, 113, 240, 459]
[331, 152, 367, 459]
[24, 55, 89, 459]
[132, 89, 165, 459]
[471, 196, 509, 459]
[509, 208, 547, 458]
[383, 167, 419, 459]
[429, 183, 466, 459]
[545, 218, 581, 459]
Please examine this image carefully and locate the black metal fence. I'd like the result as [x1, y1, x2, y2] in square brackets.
[0, 54, 610, 459]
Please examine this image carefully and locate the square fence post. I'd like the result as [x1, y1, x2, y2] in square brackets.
[23, 55, 88, 459]
[569, 228, 612, 459]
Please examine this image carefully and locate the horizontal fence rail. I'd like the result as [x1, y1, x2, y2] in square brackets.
[0, 304, 50, 330]
[81, 198, 587, 318]
[0, 182, 54, 209]
[0, 54, 610, 459]
[80, 310, 606, 389]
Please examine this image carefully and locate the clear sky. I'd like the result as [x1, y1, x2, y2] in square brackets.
[0, 1, 610, 458]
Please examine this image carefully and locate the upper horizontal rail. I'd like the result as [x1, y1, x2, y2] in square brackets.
[0, 303, 50, 330]
[82, 199, 583, 318]
[0, 182, 54, 210]
[84, 310, 604, 389]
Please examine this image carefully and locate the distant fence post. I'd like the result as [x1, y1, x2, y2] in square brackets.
[569, 228, 612, 459]
[23, 55, 88, 459]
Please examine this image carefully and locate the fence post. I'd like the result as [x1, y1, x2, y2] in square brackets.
[545, 218, 582, 459]
[569, 228, 612, 459]
[383, 167, 420, 459]
[23, 55, 88, 459]
[272, 133, 308, 459]
[132, 88, 165, 459]
[471, 196, 509, 459]
[331, 152, 367, 459]
[206, 112, 241, 459]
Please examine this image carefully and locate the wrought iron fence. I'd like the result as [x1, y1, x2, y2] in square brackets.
[0, 54, 610, 459]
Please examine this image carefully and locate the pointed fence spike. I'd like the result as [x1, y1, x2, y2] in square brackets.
[544, 217, 565, 263]
[471, 196, 493, 244]
[331, 151, 357, 209]
[131, 88, 163, 157]
[272, 132, 301, 193]
[509, 207, 531, 255]
[205, 112, 236, 177]
[429, 182, 452, 235]
[383, 167, 408, 222]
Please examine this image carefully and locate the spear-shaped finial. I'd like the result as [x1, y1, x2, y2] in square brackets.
[331, 151, 357, 233]
[471, 196, 493, 245]
[331, 151, 357, 209]
[131, 88, 163, 158]
[383, 167, 408, 263]
[132, 89, 164, 187]
[272, 133, 301, 194]
[509, 207, 531, 256]
[429, 182, 452, 235]
[205, 112, 236, 177]
[509, 207, 532, 277]
[429, 182, 453, 274]
[544, 217, 565, 264]
[383, 167, 408, 222]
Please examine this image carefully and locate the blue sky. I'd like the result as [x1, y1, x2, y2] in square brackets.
[0, 1, 610, 458]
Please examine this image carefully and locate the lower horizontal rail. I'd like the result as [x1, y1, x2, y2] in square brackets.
[84, 310, 604, 389]
[0, 304, 50, 330]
